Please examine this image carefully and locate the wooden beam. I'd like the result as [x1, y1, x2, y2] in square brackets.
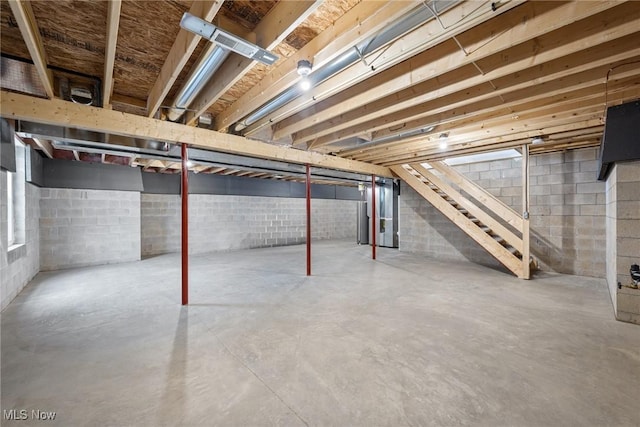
[521, 144, 530, 279]
[186, 0, 323, 125]
[338, 68, 640, 160]
[375, 118, 605, 166]
[146, 0, 224, 118]
[0, 91, 391, 177]
[340, 71, 640, 163]
[31, 137, 53, 158]
[367, 111, 607, 165]
[7, 0, 54, 98]
[326, 54, 640, 150]
[287, 1, 633, 146]
[102, 0, 122, 108]
[213, 0, 420, 131]
[245, 0, 526, 137]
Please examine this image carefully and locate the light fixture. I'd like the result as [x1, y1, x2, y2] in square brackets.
[297, 60, 313, 91]
[186, 160, 194, 167]
[297, 60, 312, 76]
[531, 136, 544, 144]
[439, 133, 449, 150]
[299, 78, 312, 91]
[180, 13, 278, 65]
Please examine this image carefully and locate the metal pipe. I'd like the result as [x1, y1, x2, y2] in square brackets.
[234, 0, 459, 132]
[371, 174, 376, 260]
[181, 143, 189, 305]
[306, 163, 311, 276]
[167, 45, 230, 122]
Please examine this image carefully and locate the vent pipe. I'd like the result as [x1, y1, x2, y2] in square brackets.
[167, 44, 230, 122]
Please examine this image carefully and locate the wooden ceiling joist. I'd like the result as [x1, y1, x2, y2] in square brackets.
[146, 0, 225, 118]
[0, 91, 391, 177]
[7, 0, 54, 98]
[103, 0, 122, 108]
[31, 137, 53, 159]
[185, 0, 323, 126]
[245, 0, 527, 138]
[286, 1, 634, 147]
[213, 0, 420, 131]
[365, 117, 607, 166]
[323, 54, 640, 152]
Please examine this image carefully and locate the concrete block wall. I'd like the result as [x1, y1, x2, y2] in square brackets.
[141, 193, 180, 256]
[607, 161, 640, 324]
[400, 148, 607, 278]
[311, 199, 357, 240]
[39, 189, 141, 270]
[141, 194, 357, 256]
[400, 187, 501, 270]
[1, 172, 40, 311]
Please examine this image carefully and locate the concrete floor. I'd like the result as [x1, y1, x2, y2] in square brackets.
[1, 240, 639, 426]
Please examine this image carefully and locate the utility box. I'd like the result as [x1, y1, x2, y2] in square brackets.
[365, 180, 399, 248]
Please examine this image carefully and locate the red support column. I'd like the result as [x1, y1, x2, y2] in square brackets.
[306, 164, 311, 276]
[371, 174, 376, 260]
[181, 143, 189, 305]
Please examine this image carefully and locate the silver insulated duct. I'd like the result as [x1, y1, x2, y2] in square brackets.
[232, 0, 459, 133]
[167, 44, 230, 122]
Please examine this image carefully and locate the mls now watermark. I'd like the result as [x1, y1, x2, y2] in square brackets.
[3, 409, 57, 421]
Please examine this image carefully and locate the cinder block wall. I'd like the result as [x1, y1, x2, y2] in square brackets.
[606, 166, 618, 311]
[400, 148, 607, 278]
[607, 161, 640, 324]
[141, 193, 357, 256]
[141, 193, 180, 256]
[39, 189, 141, 270]
[0, 172, 40, 311]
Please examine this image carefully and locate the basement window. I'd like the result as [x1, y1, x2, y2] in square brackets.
[7, 171, 15, 246]
[7, 138, 26, 251]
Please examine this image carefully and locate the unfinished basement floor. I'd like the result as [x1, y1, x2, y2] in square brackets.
[2, 240, 639, 426]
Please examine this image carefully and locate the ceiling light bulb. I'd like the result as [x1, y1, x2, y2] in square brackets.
[439, 132, 449, 149]
[186, 160, 194, 167]
[297, 59, 312, 76]
[299, 77, 312, 91]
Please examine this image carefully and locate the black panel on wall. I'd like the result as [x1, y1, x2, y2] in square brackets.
[26, 147, 44, 186]
[43, 158, 144, 191]
[1, 118, 16, 172]
[336, 185, 360, 201]
[142, 172, 181, 194]
[40, 157, 361, 200]
[311, 184, 336, 199]
[598, 99, 640, 180]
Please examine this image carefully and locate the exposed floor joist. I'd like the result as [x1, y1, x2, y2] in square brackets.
[213, 0, 420, 131]
[102, 0, 122, 108]
[287, 1, 632, 147]
[243, 0, 526, 137]
[185, 0, 323, 126]
[146, 0, 225, 118]
[6, 0, 54, 98]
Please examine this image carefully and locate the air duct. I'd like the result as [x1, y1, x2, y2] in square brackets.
[232, 0, 459, 133]
[167, 44, 230, 122]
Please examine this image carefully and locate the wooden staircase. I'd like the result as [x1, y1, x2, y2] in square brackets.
[391, 160, 533, 279]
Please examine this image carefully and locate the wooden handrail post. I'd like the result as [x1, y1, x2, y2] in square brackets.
[521, 144, 531, 279]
